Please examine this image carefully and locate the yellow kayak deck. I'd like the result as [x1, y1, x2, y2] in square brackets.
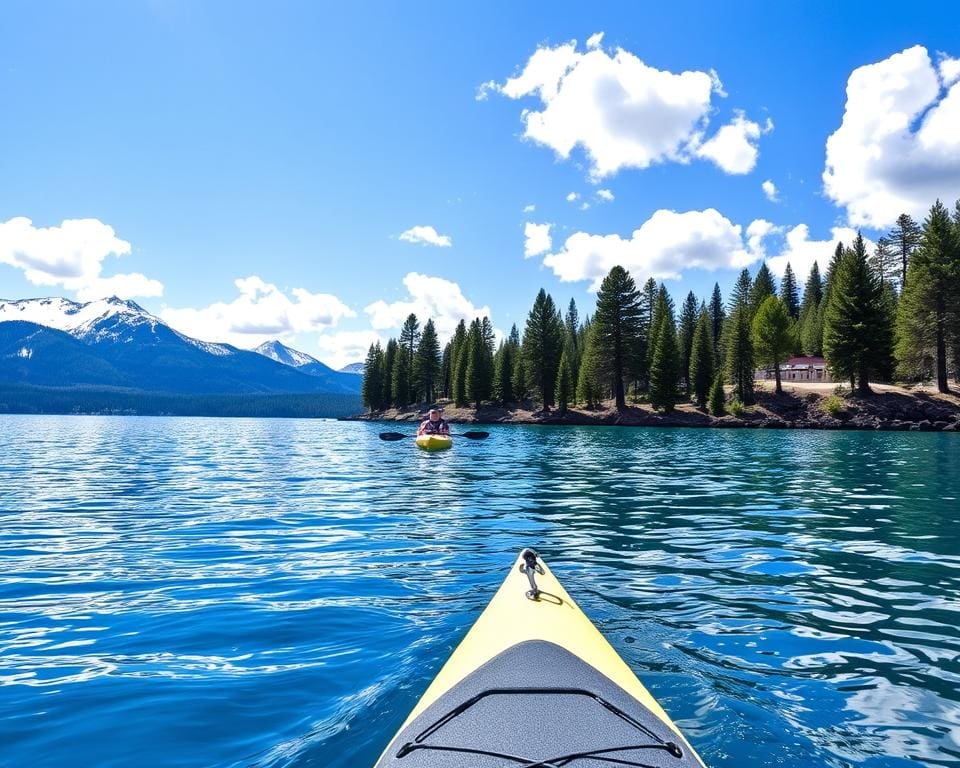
[415, 434, 452, 451]
[375, 549, 706, 767]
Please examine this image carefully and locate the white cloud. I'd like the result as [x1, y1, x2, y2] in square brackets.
[398, 225, 453, 247]
[0, 216, 162, 300]
[364, 272, 491, 340]
[762, 180, 779, 202]
[483, 38, 765, 179]
[746, 219, 779, 260]
[316, 330, 386, 370]
[695, 112, 770, 174]
[566, 191, 579, 202]
[160, 276, 354, 346]
[767, 225, 872, 280]
[523, 203, 536, 213]
[542, 208, 759, 290]
[586, 31, 604, 50]
[524, 222, 553, 258]
[823, 45, 960, 228]
[596, 189, 615, 202]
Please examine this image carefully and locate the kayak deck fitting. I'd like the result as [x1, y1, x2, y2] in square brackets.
[374, 548, 706, 767]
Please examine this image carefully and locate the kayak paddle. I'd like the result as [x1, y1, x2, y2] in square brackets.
[378, 431, 489, 441]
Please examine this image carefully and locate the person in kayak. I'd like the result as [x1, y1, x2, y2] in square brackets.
[417, 408, 450, 436]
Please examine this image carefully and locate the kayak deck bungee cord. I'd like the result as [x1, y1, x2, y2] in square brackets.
[374, 548, 707, 767]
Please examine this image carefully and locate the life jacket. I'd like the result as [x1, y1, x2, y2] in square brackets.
[421, 418, 448, 434]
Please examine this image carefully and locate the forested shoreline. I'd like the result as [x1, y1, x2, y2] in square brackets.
[361, 200, 960, 421]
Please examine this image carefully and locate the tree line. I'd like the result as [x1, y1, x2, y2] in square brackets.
[363, 198, 960, 413]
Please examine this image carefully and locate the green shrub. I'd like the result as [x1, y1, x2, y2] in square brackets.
[708, 374, 726, 416]
[822, 394, 845, 417]
[728, 399, 746, 417]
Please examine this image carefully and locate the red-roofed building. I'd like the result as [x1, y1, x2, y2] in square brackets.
[755, 356, 832, 383]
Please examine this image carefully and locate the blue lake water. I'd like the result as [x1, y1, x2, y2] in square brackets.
[1, 415, 959, 768]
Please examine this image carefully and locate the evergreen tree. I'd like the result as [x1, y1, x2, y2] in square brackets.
[465, 318, 494, 408]
[522, 289, 564, 408]
[709, 282, 725, 367]
[648, 287, 680, 411]
[361, 342, 385, 411]
[554, 340, 575, 415]
[780, 263, 800, 319]
[895, 200, 960, 391]
[575, 321, 602, 407]
[725, 294, 755, 406]
[887, 213, 922, 290]
[824, 232, 893, 394]
[492, 341, 514, 404]
[708, 374, 726, 416]
[440, 342, 452, 398]
[413, 319, 441, 403]
[730, 269, 753, 309]
[799, 262, 824, 356]
[689, 309, 715, 407]
[752, 296, 795, 394]
[391, 346, 412, 407]
[592, 266, 643, 409]
[801, 262, 824, 308]
[870, 237, 899, 290]
[678, 291, 699, 392]
[748, 262, 777, 319]
[511, 354, 528, 401]
[398, 313, 420, 400]
[382, 339, 398, 407]
[449, 320, 467, 405]
[634, 277, 658, 392]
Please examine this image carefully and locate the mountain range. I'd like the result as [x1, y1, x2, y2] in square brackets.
[0, 297, 362, 414]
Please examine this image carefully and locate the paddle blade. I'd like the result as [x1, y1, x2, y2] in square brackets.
[378, 432, 409, 441]
[460, 431, 490, 439]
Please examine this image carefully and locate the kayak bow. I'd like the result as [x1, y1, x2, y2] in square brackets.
[374, 548, 706, 767]
[415, 434, 453, 451]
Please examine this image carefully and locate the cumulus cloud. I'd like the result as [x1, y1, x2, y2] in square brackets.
[523, 203, 536, 213]
[0, 216, 162, 300]
[160, 276, 354, 346]
[566, 192, 579, 203]
[586, 31, 604, 50]
[482, 36, 766, 179]
[398, 225, 452, 247]
[364, 272, 491, 340]
[762, 180, 779, 202]
[695, 112, 771, 174]
[596, 189, 615, 202]
[541, 208, 761, 290]
[316, 330, 386, 370]
[823, 45, 960, 228]
[767, 225, 871, 281]
[524, 222, 553, 258]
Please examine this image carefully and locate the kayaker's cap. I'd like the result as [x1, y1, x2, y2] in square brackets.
[428, 408, 441, 416]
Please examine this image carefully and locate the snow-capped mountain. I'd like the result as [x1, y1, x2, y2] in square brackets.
[254, 339, 320, 368]
[339, 362, 365, 374]
[0, 296, 361, 396]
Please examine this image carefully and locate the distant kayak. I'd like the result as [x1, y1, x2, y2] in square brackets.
[415, 434, 452, 452]
[374, 548, 707, 767]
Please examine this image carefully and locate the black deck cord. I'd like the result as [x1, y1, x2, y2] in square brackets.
[519, 547, 544, 600]
[396, 740, 680, 767]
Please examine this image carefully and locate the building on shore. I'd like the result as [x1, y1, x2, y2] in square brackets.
[755, 356, 832, 383]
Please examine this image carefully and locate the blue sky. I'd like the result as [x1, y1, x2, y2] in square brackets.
[1, 1, 959, 366]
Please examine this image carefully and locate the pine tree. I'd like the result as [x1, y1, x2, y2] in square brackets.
[398, 313, 420, 401]
[709, 283, 725, 367]
[413, 319, 441, 403]
[522, 289, 565, 409]
[382, 338, 398, 407]
[492, 340, 515, 404]
[887, 213, 922, 290]
[648, 287, 680, 411]
[391, 346, 411, 407]
[465, 318, 493, 408]
[709, 374, 726, 416]
[362, 342, 385, 411]
[689, 309, 715, 407]
[824, 232, 893, 394]
[511, 354, 528, 401]
[449, 320, 467, 405]
[554, 340, 575, 415]
[780, 263, 800, 319]
[592, 266, 643, 409]
[799, 262, 825, 356]
[576, 321, 602, 407]
[895, 200, 960, 391]
[871, 237, 899, 291]
[752, 296, 795, 394]
[636, 277, 658, 391]
[564, 299, 581, 383]
[802, 262, 824, 309]
[748, 263, 777, 319]
[440, 342, 452, 398]
[678, 291, 699, 392]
